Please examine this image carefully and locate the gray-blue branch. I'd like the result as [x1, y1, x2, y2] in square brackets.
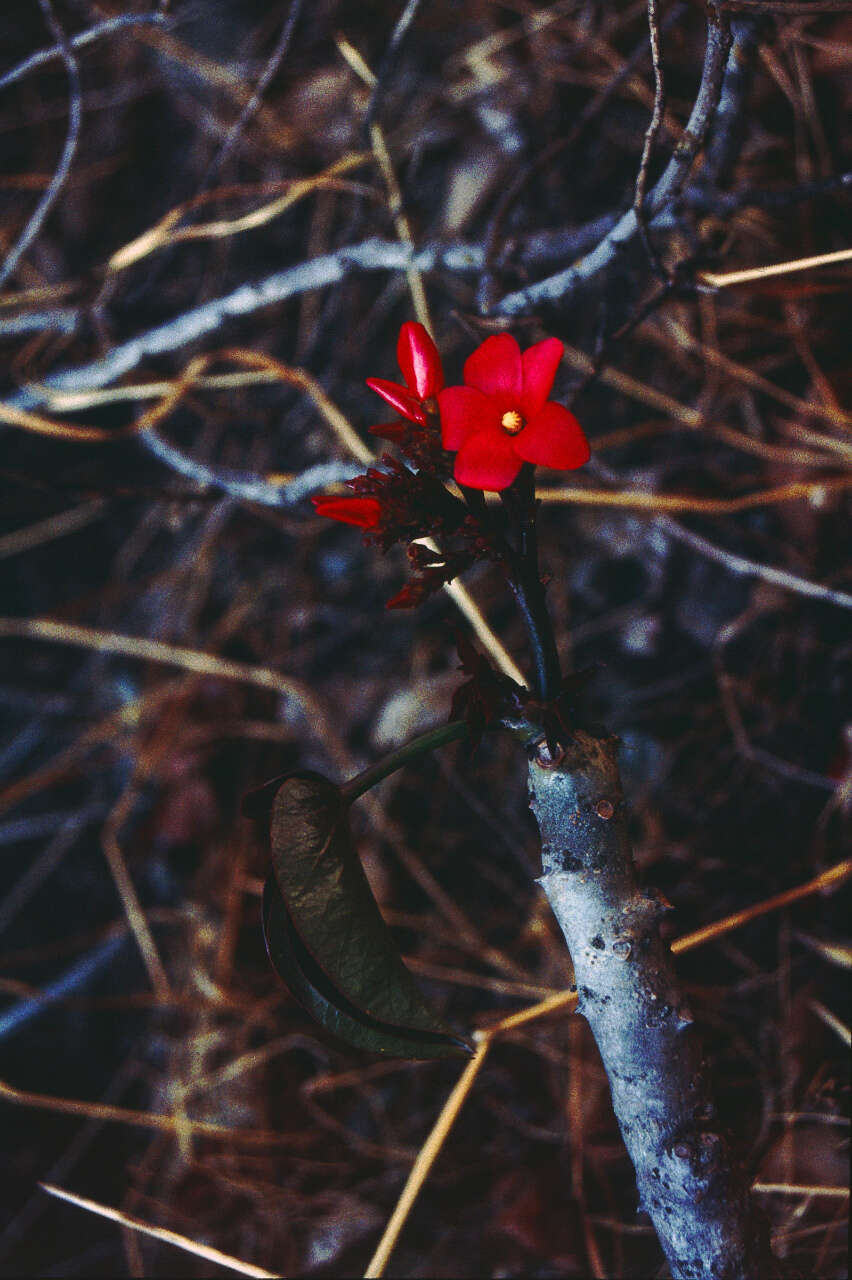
[528, 731, 775, 1280]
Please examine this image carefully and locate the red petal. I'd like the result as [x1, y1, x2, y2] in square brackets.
[521, 338, 563, 419]
[454, 427, 524, 491]
[366, 378, 426, 425]
[438, 385, 500, 451]
[512, 403, 590, 470]
[397, 322, 444, 398]
[311, 496, 382, 528]
[463, 334, 522, 403]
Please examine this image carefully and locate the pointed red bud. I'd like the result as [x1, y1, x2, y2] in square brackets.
[396, 322, 444, 399]
[365, 378, 427, 425]
[311, 495, 382, 529]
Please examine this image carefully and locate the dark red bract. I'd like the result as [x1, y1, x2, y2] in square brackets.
[438, 334, 590, 491]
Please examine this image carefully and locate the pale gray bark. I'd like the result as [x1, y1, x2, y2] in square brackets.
[529, 731, 773, 1280]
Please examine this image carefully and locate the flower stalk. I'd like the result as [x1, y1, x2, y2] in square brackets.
[501, 464, 562, 704]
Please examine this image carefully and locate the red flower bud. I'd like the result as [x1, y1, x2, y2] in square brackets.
[365, 378, 427, 425]
[396, 322, 444, 399]
[366, 323, 445, 429]
[311, 495, 382, 529]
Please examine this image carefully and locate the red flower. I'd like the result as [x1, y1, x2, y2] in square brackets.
[366, 322, 444, 425]
[311, 495, 382, 528]
[438, 334, 590, 491]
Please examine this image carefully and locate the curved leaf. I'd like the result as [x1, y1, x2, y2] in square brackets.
[266, 772, 470, 1058]
[262, 878, 470, 1059]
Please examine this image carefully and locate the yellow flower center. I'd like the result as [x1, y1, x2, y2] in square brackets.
[501, 409, 524, 435]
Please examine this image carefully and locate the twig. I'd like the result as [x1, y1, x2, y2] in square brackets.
[364, 0, 425, 134]
[806, 999, 850, 1047]
[634, 0, 668, 279]
[0, 307, 80, 336]
[349, 30, 434, 335]
[440, 572, 527, 685]
[536, 475, 852, 516]
[701, 18, 760, 188]
[752, 1183, 850, 1199]
[0, 616, 325, 717]
[108, 155, 371, 271]
[0, 0, 82, 287]
[4, 347, 524, 685]
[204, 0, 305, 181]
[658, 516, 852, 611]
[0, 500, 107, 560]
[369, 124, 433, 335]
[720, 0, 852, 11]
[0, 934, 125, 1041]
[38, 1184, 280, 1278]
[699, 247, 852, 288]
[0, 12, 165, 93]
[139, 429, 310, 507]
[363, 1040, 491, 1278]
[685, 170, 852, 213]
[0, 807, 106, 936]
[492, 9, 732, 315]
[100, 795, 171, 1000]
[479, 3, 688, 311]
[657, 317, 852, 434]
[669, 860, 852, 953]
[5, 240, 477, 414]
[0, 1077, 311, 1144]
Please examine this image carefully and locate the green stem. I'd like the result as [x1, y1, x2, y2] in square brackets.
[502, 466, 562, 703]
[341, 720, 469, 803]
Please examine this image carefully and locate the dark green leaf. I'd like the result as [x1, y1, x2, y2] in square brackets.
[263, 878, 470, 1058]
[266, 772, 470, 1058]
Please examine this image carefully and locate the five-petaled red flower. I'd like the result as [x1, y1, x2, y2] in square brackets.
[438, 334, 589, 491]
[366, 322, 444, 425]
[311, 495, 382, 528]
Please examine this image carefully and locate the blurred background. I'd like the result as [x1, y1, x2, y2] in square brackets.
[0, 1, 849, 1275]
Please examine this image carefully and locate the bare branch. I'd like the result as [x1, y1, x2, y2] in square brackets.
[659, 516, 852, 612]
[634, 0, 668, 279]
[0, 0, 82, 288]
[204, 0, 305, 181]
[0, 12, 165, 93]
[138, 433, 360, 508]
[364, 0, 426, 134]
[492, 9, 732, 315]
[5, 240, 480, 413]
